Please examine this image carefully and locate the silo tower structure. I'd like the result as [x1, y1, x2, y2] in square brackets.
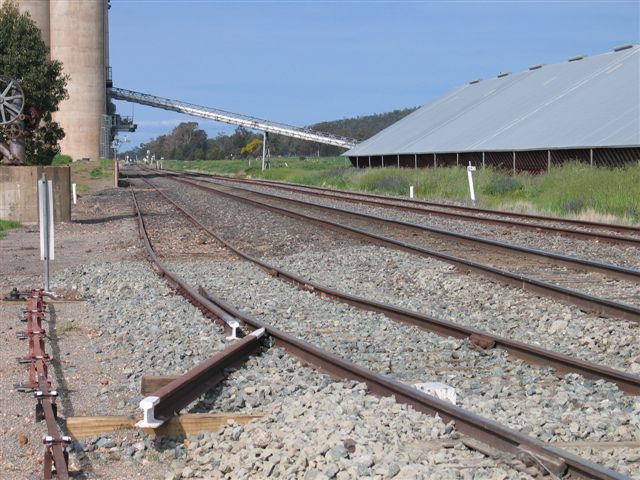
[1, 0, 108, 161]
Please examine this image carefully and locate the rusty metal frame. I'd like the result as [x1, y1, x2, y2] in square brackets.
[140, 175, 640, 395]
[17, 290, 70, 480]
[129, 176, 627, 479]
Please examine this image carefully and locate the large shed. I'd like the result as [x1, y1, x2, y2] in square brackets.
[346, 45, 640, 172]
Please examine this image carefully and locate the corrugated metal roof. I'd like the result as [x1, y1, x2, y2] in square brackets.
[346, 45, 640, 156]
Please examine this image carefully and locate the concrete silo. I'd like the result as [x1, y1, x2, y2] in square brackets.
[50, 0, 107, 160]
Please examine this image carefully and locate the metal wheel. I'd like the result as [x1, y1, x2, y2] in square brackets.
[0, 77, 25, 126]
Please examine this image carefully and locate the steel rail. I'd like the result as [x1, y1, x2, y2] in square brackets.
[138, 174, 640, 395]
[167, 174, 640, 323]
[137, 329, 265, 428]
[128, 176, 628, 480]
[198, 173, 640, 247]
[178, 173, 640, 283]
[196, 172, 640, 235]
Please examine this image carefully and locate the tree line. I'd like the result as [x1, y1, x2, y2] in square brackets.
[123, 108, 417, 161]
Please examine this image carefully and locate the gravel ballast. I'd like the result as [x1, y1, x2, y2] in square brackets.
[50, 260, 536, 479]
[217, 178, 640, 270]
[170, 259, 640, 477]
[153, 175, 640, 373]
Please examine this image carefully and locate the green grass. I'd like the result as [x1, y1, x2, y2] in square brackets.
[162, 158, 640, 224]
[52, 154, 73, 165]
[0, 219, 22, 239]
[89, 158, 115, 179]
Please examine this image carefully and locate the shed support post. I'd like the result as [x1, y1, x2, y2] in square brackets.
[397, 154, 400, 168]
[590, 148, 593, 167]
[433, 153, 436, 169]
[261, 131, 268, 171]
[456, 152, 459, 167]
[414, 154, 417, 169]
[547, 150, 551, 171]
[381, 156, 384, 168]
[356, 157, 359, 169]
[482, 152, 485, 169]
[368, 156, 371, 168]
[513, 151, 516, 174]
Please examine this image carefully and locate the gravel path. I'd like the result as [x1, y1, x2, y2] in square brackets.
[169, 258, 640, 477]
[214, 177, 640, 270]
[152, 175, 640, 373]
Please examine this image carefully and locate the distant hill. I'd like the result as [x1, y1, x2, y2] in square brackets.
[125, 107, 418, 160]
[310, 108, 418, 142]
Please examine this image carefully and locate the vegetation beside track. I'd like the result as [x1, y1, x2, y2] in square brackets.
[0, 219, 21, 239]
[163, 158, 640, 224]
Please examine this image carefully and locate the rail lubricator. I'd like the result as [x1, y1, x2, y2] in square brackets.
[15, 289, 70, 480]
[130, 171, 627, 479]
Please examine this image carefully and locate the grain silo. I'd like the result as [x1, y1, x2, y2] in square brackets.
[50, 0, 107, 160]
[0, 0, 108, 161]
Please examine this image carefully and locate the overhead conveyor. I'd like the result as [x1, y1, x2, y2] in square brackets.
[109, 87, 358, 149]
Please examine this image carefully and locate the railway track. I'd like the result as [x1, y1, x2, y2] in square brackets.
[134, 172, 640, 394]
[155, 170, 640, 323]
[127, 169, 630, 480]
[193, 172, 640, 246]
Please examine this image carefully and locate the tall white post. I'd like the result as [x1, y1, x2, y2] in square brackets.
[467, 162, 477, 203]
[38, 174, 54, 292]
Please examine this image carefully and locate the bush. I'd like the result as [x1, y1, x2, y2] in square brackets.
[90, 167, 103, 178]
[52, 154, 72, 165]
[482, 176, 523, 196]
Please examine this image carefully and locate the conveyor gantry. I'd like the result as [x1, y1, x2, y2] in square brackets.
[109, 87, 358, 149]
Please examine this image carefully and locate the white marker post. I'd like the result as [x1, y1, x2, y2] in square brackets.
[467, 162, 477, 203]
[38, 174, 55, 291]
[409, 185, 414, 199]
[72, 183, 77, 205]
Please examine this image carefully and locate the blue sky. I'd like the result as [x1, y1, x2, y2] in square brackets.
[109, 1, 640, 148]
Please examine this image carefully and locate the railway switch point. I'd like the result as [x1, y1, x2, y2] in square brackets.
[415, 382, 457, 405]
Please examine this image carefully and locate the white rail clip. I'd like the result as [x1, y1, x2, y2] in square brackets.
[136, 396, 164, 428]
[226, 320, 241, 341]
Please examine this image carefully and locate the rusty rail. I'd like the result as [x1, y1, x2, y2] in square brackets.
[198, 172, 640, 240]
[137, 328, 265, 428]
[168, 175, 640, 323]
[129, 171, 628, 479]
[182, 174, 640, 283]
[16, 290, 70, 480]
[135, 175, 640, 395]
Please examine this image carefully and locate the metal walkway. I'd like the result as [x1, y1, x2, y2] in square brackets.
[110, 87, 358, 149]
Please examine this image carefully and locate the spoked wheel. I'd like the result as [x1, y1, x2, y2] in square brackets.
[0, 77, 25, 126]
